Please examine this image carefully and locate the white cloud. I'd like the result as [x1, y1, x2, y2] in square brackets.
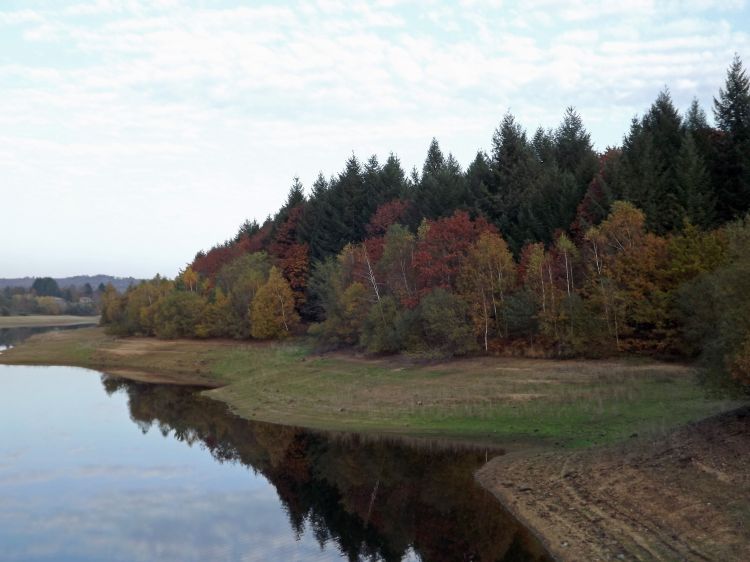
[0, 0, 747, 276]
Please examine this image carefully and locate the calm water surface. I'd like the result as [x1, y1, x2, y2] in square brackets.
[0, 336, 551, 561]
[0, 323, 95, 351]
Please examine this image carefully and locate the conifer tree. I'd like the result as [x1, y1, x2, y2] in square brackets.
[489, 112, 539, 250]
[465, 150, 493, 218]
[554, 107, 598, 186]
[713, 54, 750, 220]
[675, 132, 715, 228]
[414, 139, 468, 219]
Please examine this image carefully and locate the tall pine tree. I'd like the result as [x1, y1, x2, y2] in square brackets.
[489, 112, 540, 250]
[713, 54, 750, 220]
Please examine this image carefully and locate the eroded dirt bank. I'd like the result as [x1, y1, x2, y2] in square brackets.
[477, 406, 750, 561]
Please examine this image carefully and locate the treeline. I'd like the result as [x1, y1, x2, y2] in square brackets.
[102, 56, 750, 389]
[1, 277, 102, 316]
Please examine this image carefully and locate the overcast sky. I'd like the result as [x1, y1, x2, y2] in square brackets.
[1, 0, 748, 279]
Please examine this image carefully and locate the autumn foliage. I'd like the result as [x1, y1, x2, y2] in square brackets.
[101, 56, 750, 389]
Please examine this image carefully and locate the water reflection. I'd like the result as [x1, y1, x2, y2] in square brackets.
[0, 324, 93, 350]
[103, 376, 551, 562]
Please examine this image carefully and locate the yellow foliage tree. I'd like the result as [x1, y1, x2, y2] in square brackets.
[180, 266, 199, 292]
[250, 266, 299, 339]
[458, 231, 516, 350]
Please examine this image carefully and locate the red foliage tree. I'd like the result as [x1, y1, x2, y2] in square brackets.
[571, 149, 620, 240]
[244, 221, 272, 254]
[414, 211, 493, 295]
[269, 205, 309, 309]
[366, 199, 411, 237]
[192, 244, 244, 280]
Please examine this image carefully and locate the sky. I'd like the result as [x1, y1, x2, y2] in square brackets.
[1, 0, 748, 279]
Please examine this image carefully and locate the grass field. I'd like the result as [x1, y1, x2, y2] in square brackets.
[0, 315, 99, 328]
[1, 327, 742, 447]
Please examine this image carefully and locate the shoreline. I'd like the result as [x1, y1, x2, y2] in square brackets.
[2, 327, 748, 560]
[477, 406, 750, 561]
[0, 315, 100, 328]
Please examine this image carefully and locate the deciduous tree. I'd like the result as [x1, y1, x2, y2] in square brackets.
[250, 266, 299, 339]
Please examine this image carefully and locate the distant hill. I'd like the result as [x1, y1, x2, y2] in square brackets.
[0, 275, 142, 293]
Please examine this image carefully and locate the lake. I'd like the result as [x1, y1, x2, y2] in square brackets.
[0, 330, 551, 561]
[0, 323, 94, 351]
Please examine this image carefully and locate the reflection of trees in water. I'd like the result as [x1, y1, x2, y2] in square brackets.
[0, 325, 90, 347]
[101, 376, 551, 562]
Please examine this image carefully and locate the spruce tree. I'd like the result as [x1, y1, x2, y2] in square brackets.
[683, 98, 715, 180]
[616, 91, 686, 233]
[685, 98, 709, 132]
[414, 140, 468, 219]
[532, 127, 555, 164]
[274, 177, 306, 225]
[489, 112, 539, 250]
[298, 173, 343, 260]
[644, 89, 684, 232]
[379, 153, 408, 201]
[422, 138, 445, 176]
[465, 151, 493, 218]
[336, 155, 367, 242]
[676, 132, 715, 228]
[554, 107, 598, 186]
[713, 54, 750, 220]
[362, 155, 385, 224]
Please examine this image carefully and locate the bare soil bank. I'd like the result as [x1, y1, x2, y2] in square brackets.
[478, 406, 750, 561]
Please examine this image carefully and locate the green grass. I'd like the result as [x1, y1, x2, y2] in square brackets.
[1, 327, 744, 447]
[201, 341, 742, 447]
[0, 315, 99, 328]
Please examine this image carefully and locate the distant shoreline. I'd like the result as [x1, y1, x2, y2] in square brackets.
[0, 315, 100, 328]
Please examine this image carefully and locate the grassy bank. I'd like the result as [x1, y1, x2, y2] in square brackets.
[0, 327, 742, 447]
[0, 315, 99, 328]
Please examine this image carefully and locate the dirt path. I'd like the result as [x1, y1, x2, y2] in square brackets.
[477, 407, 750, 561]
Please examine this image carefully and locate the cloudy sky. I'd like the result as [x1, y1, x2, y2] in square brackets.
[1, 0, 748, 278]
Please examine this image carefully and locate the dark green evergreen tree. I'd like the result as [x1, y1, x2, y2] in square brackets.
[298, 173, 343, 260]
[413, 139, 468, 219]
[379, 153, 408, 201]
[554, 106, 598, 187]
[685, 97, 709, 131]
[531, 126, 555, 164]
[274, 177, 305, 222]
[713, 54, 750, 220]
[615, 90, 686, 233]
[234, 219, 260, 243]
[32, 277, 61, 297]
[488, 112, 540, 250]
[465, 150, 493, 218]
[643, 89, 685, 232]
[362, 155, 385, 224]
[676, 132, 715, 228]
[361, 154, 407, 225]
[336, 155, 367, 242]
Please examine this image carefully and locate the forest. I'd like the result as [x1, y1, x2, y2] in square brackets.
[101, 55, 750, 390]
[0, 277, 101, 316]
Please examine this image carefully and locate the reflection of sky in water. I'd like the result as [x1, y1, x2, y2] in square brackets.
[0, 365, 418, 562]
